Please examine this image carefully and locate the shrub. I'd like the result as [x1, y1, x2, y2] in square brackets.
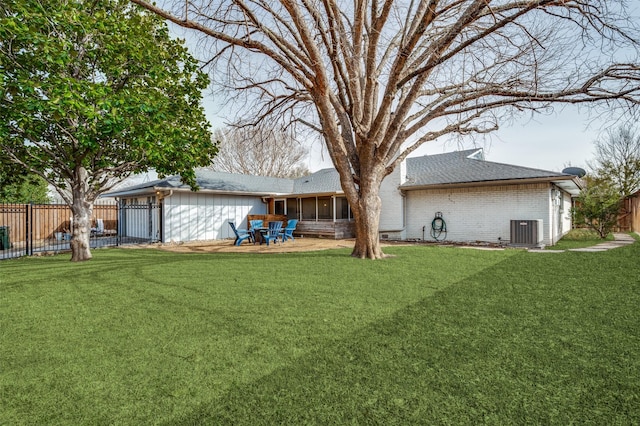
[572, 181, 622, 239]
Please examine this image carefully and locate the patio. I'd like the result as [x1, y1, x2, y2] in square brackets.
[121, 237, 360, 254]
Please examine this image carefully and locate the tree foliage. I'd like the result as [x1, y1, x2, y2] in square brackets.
[0, 161, 49, 203]
[0, 0, 216, 261]
[131, 0, 640, 259]
[589, 126, 640, 197]
[210, 126, 309, 178]
[573, 179, 622, 239]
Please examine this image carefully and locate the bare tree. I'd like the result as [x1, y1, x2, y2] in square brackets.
[131, 0, 640, 259]
[589, 126, 640, 197]
[210, 126, 309, 178]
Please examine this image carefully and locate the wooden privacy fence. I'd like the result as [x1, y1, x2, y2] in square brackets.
[0, 203, 117, 248]
[617, 194, 640, 233]
[629, 193, 640, 233]
[247, 214, 288, 227]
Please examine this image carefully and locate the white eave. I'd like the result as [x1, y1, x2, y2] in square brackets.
[401, 175, 583, 196]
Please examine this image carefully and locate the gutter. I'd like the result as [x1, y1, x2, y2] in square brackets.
[399, 175, 580, 191]
[156, 189, 173, 201]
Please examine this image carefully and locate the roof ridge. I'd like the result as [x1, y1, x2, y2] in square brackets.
[477, 158, 567, 176]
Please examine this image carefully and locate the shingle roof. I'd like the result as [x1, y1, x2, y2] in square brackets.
[292, 168, 343, 194]
[401, 148, 574, 188]
[104, 169, 293, 197]
[105, 149, 581, 198]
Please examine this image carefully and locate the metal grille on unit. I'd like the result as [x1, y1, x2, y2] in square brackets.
[510, 220, 543, 247]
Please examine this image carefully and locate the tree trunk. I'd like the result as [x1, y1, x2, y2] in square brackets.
[350, 179, 386, 259]
[69, 167, 95, 262]
[70, 200, 94, 262]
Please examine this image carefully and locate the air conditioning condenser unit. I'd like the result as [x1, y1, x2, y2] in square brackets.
[510, 219, 543, 247]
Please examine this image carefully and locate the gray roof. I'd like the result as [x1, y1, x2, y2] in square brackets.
[402, 149, 579, 189]
[292, 168, 343, 194]
[104, 149, 582, 198]
[104, 169, 293, 197]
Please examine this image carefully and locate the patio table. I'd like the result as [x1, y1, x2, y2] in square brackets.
[253, 227, 268, 244]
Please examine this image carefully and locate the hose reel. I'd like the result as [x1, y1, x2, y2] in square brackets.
[430, 212, 447, 241]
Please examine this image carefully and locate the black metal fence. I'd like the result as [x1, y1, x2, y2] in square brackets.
[0, 202, 161, 260]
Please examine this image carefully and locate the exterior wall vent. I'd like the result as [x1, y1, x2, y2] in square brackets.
[510, 220, 543, 247]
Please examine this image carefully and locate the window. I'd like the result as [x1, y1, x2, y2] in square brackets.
[274, 199, 285, 215]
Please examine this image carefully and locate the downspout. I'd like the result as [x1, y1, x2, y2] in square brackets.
[261, 197, 270, 214]
[402, 190, 406, 233]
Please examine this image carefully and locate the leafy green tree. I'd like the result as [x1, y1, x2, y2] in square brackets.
[0, 0, 216, 261]
[573, 179, 622, 239]
[0, 160, 50, 203]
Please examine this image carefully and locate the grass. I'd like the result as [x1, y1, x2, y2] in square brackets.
[550, 228, 614, 250]
[1, 243, 639, 424]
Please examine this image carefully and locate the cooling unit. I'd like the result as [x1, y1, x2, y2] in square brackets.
[510, 219, 543, 247]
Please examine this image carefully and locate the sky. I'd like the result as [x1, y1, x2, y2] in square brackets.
[175, 11, 630, 178]
[203, 100, 606, 175]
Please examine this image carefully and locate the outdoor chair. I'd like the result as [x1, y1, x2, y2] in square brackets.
[95, 218, 104, 236]
[249, 219, 263, 244]
[260, 221, 282, 246]
[90, 218, 104, 237]
[229, 222, 252, 246]
[279, 219, 298, 242]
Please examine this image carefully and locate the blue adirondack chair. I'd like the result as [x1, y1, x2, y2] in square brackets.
[260, 221, 282, 246]
[279, 219, 298, 242]
[249, 219, 263, 244]
[229, 222, 252, 246]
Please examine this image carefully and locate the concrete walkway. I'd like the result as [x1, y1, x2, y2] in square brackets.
[530, 232, 637, 253]
[568, 232, 636, 252]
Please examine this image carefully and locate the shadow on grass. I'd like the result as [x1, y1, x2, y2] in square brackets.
[172, 245, 640, 425]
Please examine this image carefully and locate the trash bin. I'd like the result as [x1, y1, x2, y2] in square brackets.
[0, 226, 9, 250]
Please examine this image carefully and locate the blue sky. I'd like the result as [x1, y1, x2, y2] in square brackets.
[411, 106, 603, 173]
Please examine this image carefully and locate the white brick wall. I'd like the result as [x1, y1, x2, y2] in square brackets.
[405, 183, 559, 245]
[379, 161, 406, 239]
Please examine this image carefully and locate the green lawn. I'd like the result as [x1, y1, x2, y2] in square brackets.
[550, 228, 614, 250]
[1, 243, 639, 425]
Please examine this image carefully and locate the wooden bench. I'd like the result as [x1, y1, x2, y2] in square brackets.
[296, 221, 355, 239]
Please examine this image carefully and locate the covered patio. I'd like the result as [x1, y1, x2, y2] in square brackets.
[258, 194, 355, 239]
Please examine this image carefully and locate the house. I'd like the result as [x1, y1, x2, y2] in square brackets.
[104, 149, 583, 246]
[104, 168, 353, 242]
[379, 149, 582, 246]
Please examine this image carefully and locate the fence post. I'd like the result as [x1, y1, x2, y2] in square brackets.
[117, 199, 123, 247]
[25, 203, 31, 257]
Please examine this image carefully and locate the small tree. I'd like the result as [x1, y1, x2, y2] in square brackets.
[590, 126, 640, 197]
[211, 126, 309, 178]
[573, 180, 622, 239]
[0, 0, 216, 261]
